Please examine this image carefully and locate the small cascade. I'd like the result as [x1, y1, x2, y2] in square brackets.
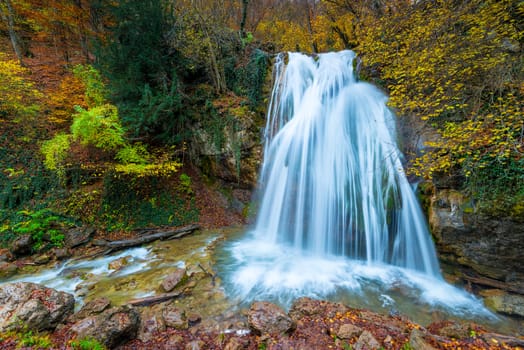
[257, 50, 439, 275]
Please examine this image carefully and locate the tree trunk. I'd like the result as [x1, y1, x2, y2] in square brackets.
[92, 224, 200, 253]
[240, 0, 249, 38]
[0, 0, 24, 64]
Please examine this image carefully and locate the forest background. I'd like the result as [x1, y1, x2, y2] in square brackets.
[0, 0, 522, 251]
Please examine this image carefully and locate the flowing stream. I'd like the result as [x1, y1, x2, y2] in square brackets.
[217, 51, 500, 326]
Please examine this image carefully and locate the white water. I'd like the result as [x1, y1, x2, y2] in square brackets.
[220, 51, 495, 321]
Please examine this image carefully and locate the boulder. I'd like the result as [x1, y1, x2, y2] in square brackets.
[161, 268, 188, 292]
[289, 297, 324, 320]
[0, 282, 74, 332]
[480, 289, 524, 317]
[0, 261, 18, 278]
[34, 254, 51, 265]
[10, 234, 33, 256]
[409, 329, 437, 350]
[70, 305, 140, 349]
[335, 323, 363, 340]
[69, 297, 111, 322]
[52, 247, 71, 260]
[0, 248, 13, 262]
[64, 226, 95, 248]
[247, 301, 295, 335]
[138, 305, 166, 342]
[163, 305, 188, 330]
[354, 330, 381, 350]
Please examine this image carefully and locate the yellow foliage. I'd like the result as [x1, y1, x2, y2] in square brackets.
[0, 52, 42, 121]
[357, 0, 523, 180]
[47, 74, 88, 125]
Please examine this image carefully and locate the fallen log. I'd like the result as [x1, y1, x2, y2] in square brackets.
[127, 291, 183, 307]
[92, 224, 200, 254]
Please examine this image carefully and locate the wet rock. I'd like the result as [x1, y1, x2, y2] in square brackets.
[108, 256, 131, 271]
[0, 261, 18, 278]
[64, 226, 95, 248]
[70, 305, 140, 349]
[52, 247, 71, 260]
[335, 323, 363, 339]
[163, 305, 188, 330]
[138, 305, 166, 342]
[429, 189, 524, 291]
[69, 297, 111, 322]
[34, 254, 50, 265]
[480, 289, 524, 317]
[289, 297, 323, 320]
[10, 234, 33, 256]
[187, 312, 202, 326]
[431, 320, 471, 339]
[247, 301, 295, 335]
[410, 329, 437, 350]
[0, 248, 13, 262]
[354, 330, 381, 350]
[161, 267, 188, 292]
[0, 282, 74, 332]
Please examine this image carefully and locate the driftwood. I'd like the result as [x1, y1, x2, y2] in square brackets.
[92, 224, 200, 254]
[127, 291, 182, 307]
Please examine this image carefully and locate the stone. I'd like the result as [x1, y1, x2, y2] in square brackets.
[10, 234, 33, 256]
[431, 321, 471, 339]
[0, 261, 18, 278]
[354, 330, 381, 350]
[480, 289, 524, 317]
[335, 323, 363, 340]
[138, 306, 166, 342]
[289, 297, 323, 320]
[161, 268, 188, 292]
[247, 301, 295, 335]
[64, 226, 95, 248]
[163, 306, 188, 330]
[0, 248, 13, 262]
[0, 282, 74, 332]
[69, 297, 111, 322]
[187, 312, 202, 326]
[108, 256, 131, 271]
[34, 254, 50, 265]
[70, 305, 140, 349]
[52, 247, 71, 260]
[410, 329, 437, 350]
[429, 189, 524, 291]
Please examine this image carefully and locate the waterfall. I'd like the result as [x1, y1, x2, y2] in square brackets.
[256, 50, 440, 276]
[218, 51, 495, 320]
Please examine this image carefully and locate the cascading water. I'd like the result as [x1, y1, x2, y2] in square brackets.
[218, 51, 496, 322]
[258, 50, 439, 275]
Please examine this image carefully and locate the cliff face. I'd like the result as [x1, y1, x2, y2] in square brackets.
[429, 189, 524, 289]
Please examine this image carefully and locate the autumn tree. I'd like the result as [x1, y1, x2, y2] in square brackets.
[359, 0, 523, 214]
